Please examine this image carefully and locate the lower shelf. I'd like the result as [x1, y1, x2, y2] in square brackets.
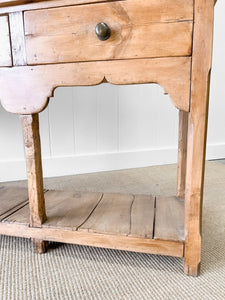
[0, 186, 184, 258]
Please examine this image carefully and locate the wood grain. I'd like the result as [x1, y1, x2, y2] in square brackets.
[79, 193, 134, 235]
[154, 196, 184, 241]
[3, 202, 29, 225]
[3, 190, 103, 227]
[184, 0, 215, 276]
[0, 0, 193, 17]
[20, 114, 47, 253]
[0, 57, 191, 114]
[20, 114, 47, 227]
[0, 186, 28, 219]
[130, 195, 155, 238]
[0, 16, 12, 66]
[9, 11, 27, 66]
[24, 0, 193, 65]
[25, 0, 193, 35]
[0, 189, 184, 257]
[43, 190, 103, 230]
[177, 111, 188, 199]
[0, 0, 218, 275]
[0, 0, 112, 10]
[0, 221, 184, 257]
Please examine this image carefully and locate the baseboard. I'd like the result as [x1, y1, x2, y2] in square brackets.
[0, 143, 224, 182]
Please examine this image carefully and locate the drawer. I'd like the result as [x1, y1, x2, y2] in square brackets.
[24, 0, 193, 65]
[0, 16, 12, 66]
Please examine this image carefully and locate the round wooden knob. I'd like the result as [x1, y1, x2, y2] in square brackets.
[95, 23, 111, 41]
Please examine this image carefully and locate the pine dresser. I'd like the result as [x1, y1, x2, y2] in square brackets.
[0, 0, 218, 276]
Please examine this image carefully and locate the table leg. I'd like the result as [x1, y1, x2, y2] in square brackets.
[184, 0, 215, 276]
[177, 110, 188, 199]
[20, 114, 48, 253]
[184, 109, 209, 276]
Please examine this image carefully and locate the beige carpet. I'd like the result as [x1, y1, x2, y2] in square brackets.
[0, 161, 225, 299]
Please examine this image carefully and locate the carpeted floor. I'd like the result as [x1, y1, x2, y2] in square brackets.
[0, 161, 225, 299]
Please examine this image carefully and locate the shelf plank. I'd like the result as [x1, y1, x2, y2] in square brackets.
[43, 190, 102, 230]
[4, 190, 103, 229]
[2, 201, 29, 225]
[0, 189, 184, 257]
[79, 193, 134, 235]
[130, 194, 155, 238]
[0, 186, 28, 220]
[154, 196, 184, 241]
[1, 189, 184, 243]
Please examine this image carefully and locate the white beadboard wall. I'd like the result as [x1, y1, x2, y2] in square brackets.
[0, 1, 225, 182]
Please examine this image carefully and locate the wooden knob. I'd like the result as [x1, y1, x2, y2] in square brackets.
[95, 23, 111, 41]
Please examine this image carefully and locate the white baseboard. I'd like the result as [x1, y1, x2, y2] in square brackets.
[0, 143, 225, 182]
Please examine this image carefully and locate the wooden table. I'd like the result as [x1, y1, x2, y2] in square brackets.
[0, 0, 217, 276]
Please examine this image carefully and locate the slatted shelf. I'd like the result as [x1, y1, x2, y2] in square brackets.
[0, 187, 184, 257]
[0, 186, 29, 220]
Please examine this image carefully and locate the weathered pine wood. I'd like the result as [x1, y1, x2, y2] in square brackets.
[0, 0, 193, 20]
[79, 193, 134, 235]
[130, 195, 155, 238]
[0, 186, 28, 219]
[20, 114, 46, 227]
[0, 190, 184, 256]
[33, 239, 48, 253]
[42, 190, 103, 230]
[177, 111, 188, 199]
[0, 201, 29, 221]
[24, 1, 193, 65]
[0, 0, 218, 275]
[3, 202, 29, 225]
[2, 188, 47, 224]
[3, 191, 102, 227]
[3, 191, 155, 239]
[9, 11, 27, 66]
[20, 114, 47, 253]
[154, 196, 184, 241]
[0, 222, 184, 257]
[184, 0, 215, 276]
[0, 57, 191, 114]
[0, 0, 111, 10]
[0, 16, 12, 66]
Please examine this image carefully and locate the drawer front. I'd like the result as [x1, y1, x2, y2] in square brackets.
[0, 16, 12, 66]
[24, 0, 193, 65]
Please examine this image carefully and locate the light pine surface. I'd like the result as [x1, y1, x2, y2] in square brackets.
[0, 186, 28, 218]
[0, 57, 191, 114]
[43, 190, 103, 230]
[0, 0, 193, 15]
[184, 0, 215, 276]
[24, 0, 192, 65]
[0, 187, 184, 257]
[0, 0, 218, 277]
[20, 114, 48, 253]
[154, 196, 184, 241]
[129, 194, 155, 238]
[79, 193, 134, 235]
[20, 115, 47, 228]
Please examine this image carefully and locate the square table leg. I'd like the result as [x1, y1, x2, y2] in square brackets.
[20, 114, 48, 253]
[184, 0, 215, 276]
